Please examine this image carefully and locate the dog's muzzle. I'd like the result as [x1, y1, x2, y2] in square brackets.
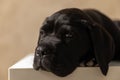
[33, 36, 61, 71]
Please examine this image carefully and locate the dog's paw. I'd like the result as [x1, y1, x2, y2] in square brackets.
[79, 58, 98, 67]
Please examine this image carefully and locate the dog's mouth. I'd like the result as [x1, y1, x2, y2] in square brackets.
[33, 54, 55, 72]
[33, 54, 78, 77]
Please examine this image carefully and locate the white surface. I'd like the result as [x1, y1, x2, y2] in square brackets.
[8, 54, 120, 80]
[10, 54, 34, 69]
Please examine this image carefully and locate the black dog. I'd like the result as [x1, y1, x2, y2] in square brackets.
[33, 8, 120, 77]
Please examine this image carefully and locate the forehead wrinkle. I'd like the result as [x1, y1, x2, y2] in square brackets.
[52, 14, 70, 34]
[55, 14, 70, 25]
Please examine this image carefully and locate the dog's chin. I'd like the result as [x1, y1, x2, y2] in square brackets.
[51, 65, 76, 77]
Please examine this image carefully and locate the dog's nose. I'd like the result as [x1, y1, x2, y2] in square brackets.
[36, 46, 53, 56]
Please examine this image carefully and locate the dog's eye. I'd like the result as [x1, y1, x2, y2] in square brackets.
[64, 33, 73, 42]
[65, 33, 73, 38]
[64, 33, 73, 43]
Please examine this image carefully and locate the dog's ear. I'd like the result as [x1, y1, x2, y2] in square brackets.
[89, 23, 115, 75]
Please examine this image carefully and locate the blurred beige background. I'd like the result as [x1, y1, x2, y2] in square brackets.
[0, 0, 120, 80]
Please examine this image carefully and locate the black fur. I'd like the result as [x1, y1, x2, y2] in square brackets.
[33, 8, 120, 77]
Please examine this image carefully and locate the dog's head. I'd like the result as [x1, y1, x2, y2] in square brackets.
[33, 8, 115, 77]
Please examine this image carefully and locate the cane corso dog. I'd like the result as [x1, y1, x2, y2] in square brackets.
[33, 8, 120, 77]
